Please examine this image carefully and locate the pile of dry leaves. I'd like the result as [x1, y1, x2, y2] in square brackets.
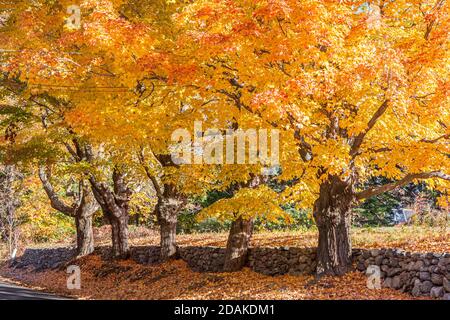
[0, 256, 431, 300]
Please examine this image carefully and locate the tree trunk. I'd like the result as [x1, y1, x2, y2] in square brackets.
[89, 169, 131, 260]
[108, 212, 130, 259]
[75, 212, 94, 256]
[157, 197, 182, 261]
[38, 166, 98, 257]
[160, 215, 178, 260]
[313, 176, 354, 276]
[223, 217, 253, 272]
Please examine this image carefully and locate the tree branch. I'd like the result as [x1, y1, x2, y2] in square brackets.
[38, 166, 74, 216]
[356, 171, 450, 200]
[77, 181, 100, 216]
[88, 175, 122, 218]
[421, 133, 449, 144]
[350, 99, 389, 157]
[137, 149, 163, 198]
[285, 110, 313, 161]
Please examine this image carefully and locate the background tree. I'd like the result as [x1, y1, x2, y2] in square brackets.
[0, 164, 24, 258]
[197, 177, 288, 271]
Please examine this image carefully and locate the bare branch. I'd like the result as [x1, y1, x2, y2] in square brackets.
[356, 171, 450, 200]
[38, 166, 75, 216]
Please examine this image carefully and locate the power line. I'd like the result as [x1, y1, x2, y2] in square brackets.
[29, 83, 131, 90]
[1, 84, 134, 93]
[0, 49, 85, 55]
[28, 87, 133, 93]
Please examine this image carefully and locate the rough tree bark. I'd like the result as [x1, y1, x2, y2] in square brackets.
[39, 166, 98, 256]
[312, 170, 450, 276]
[222, 175, 265, 272]
[74, 188, 97, 256]
[313, 175, 354, 276]
[107, 212, 129, 259]
[139, 151, 186, 262]
[89, 168, 131, 259]
[223, 216, 254, 272]
[156, 198, 178, 261]
[154, 184, 186, 261]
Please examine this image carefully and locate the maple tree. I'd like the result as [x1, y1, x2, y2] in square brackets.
[0, 0, 290, 264]
[0, 81, 101, 255]
[0, 0, 160, 258]
[173, 0, 450, 275]
[0, 0, 449, 278]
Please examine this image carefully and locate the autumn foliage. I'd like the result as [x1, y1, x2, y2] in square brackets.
[0, 0, 449, 278]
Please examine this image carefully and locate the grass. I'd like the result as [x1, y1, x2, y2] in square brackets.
[123, 225, 449, 253]
[5, 225, 448, 254]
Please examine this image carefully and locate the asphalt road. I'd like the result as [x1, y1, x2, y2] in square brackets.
[0, 282, 68, 300]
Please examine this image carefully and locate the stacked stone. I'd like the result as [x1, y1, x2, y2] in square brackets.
[248, 247, 317, 276]
[11, 247, 76, 271]
[178, 246, 226, 272]
[130, 246, 160, 264]
[355, 248, 450, 300]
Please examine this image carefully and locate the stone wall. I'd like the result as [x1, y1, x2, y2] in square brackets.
[179, 247, 225, 272]
[354, 248, 450, 299]
[10, 247, 76, 271]
[131, 246, 318, 275]
[10, 245, 450, 299]
[248, 247, 317, 276]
